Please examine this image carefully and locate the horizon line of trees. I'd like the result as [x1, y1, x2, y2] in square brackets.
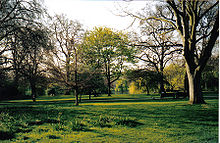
[0, 0, 218, 105]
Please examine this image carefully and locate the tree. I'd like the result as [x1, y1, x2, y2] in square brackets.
[114, 78, 128, 94]
[154, 1, 219, 104]
[118, 4, 182, 93]
[0, 0, 48, 100]
[15, 27, 50, 102]
[135, 19, 182, 93]
[82, 27, 133, 96]
[164, 62, 185, 91]
[126, 69, 160, 94]
[119, 1, 218, 104]
[0, 0, 45, 41]
[47, 14, 84, 105]
[0, 0, 45, 71]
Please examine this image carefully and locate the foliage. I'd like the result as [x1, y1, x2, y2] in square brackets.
[126, 69, 161, 94]
[79, 72, 107, 96]
[47, 85, 64, 96]
[82, 27, 134, 96]
[128, 81, 142, 94]
[114, 78, 129, 94]
[164, 63, 185, 91]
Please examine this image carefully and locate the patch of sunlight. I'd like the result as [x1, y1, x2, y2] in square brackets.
[201, 104, 212, 109]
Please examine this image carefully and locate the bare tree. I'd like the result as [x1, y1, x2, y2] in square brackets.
[156, 1, 219, 104]
[0, 0, 45, 41]
[47, 14, 84, 105]
[135, 19, 182, 93]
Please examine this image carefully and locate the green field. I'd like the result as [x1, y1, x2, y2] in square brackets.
[0, 94, 218, 143]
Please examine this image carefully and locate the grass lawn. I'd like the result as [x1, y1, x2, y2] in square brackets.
[0, 94, 218, 143]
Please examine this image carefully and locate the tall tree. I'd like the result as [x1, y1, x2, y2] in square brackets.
[82, 27, 133, 96]
[15, 27, 50, 102]
[118, 3, 182, 93]
[0, 0, 48, 99]
[119, 1, 218, 104]
[47, 14, 84, 105]
[155, 1, 219, 104]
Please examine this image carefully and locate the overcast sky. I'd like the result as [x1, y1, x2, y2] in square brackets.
[44, 0, 148, 31]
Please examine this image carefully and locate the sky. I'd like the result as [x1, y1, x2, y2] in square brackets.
[44, 0, 148, 31]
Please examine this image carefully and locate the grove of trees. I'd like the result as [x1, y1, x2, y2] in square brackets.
[0, 0, 218, 105]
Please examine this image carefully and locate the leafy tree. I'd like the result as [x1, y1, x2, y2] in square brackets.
[79, 72, 107, 98]
[114, 78, 128, 94]
[82, 27, 133, 96]
[128, 81, 142, 94]
[164, 63, 185, 91]
[126, 69, 160, 94]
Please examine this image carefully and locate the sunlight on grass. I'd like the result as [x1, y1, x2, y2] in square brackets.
[0, 95, 218, 143]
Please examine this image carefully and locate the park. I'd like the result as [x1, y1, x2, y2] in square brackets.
[0, 0, 219, 142]
[0, 93, 218, 142]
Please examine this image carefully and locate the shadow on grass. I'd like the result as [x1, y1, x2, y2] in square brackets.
[116, 119, 144, 127]
[28, 119, 60, 126]
[0, 131, 15, 140]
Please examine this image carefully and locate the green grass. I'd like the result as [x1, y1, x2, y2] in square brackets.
[0, 94, 218, 143]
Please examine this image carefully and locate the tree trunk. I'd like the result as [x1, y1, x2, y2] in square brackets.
[186, 66, 206, 104]
[146, 82, 150, 95]
[184, 73, 189, 94]
[79, 94, 82, 103]
[74, 47, 79, 106]
[107, 59, 111, 96]
[75, 88, 79, 106]
[107, 81, 111, 96]
[159, 72, 165, 93]
[30, 81, 36, 102]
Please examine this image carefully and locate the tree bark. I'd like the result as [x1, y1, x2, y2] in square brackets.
[74, 47, 79, 106]
[30, 81, 36, 102]
[186, 65, 206, 104]
[159, 72, 165, 93]
[107, 80, 111, 96]
[107, 59, 111, 96]
[75, 88, 79, 106]
[146, 83, 150, 95]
